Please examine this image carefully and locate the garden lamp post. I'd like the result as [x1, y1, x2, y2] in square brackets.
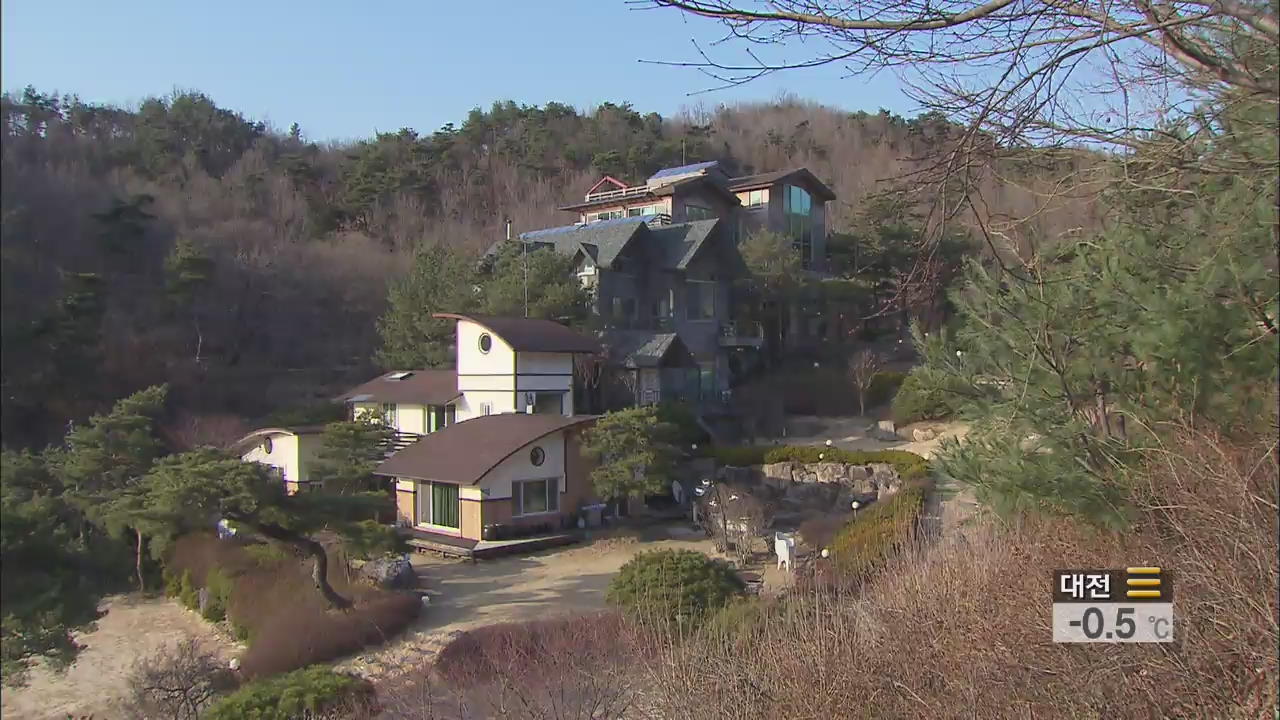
[852, 499, 862, 521]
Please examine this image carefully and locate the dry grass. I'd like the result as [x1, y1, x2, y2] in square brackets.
[645, 426, 1279, 719]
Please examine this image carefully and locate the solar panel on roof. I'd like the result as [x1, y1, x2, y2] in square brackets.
[647, 160, 719, 181]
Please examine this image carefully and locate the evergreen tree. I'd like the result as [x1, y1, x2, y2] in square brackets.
[918, 118, 1278, 528]
[476, 242, 590, 324]
[375, 243, 477, 369]
[49, 385, 170, 590]
[139, 449, 397, 610]
[580, 407, 678, 504]
[309, 416, 396, 496]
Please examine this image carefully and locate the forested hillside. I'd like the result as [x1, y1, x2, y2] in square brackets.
[0, 88, 1100, 449]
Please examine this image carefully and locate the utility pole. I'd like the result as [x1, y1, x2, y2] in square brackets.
[508, 218, 527, 318]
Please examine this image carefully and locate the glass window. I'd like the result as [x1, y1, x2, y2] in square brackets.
[590, 209, 625, 222]
[478, 333, 492, 353]
[444, 404, 456, 426]
[743, 189, 766, 208]
[513, 479, 559, 516]
[381, 403, 396, 426]
[626, 204, 660, 217]
[261, 436, 273, 454]
[783, 185, 813, 268]
[418, 481, 460, 529]
[530, 446, 546, 466]
[685, 204, 715, 221]
[686, 281, 716, 320]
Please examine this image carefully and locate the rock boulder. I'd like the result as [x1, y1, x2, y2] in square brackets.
[358, 554, 417, 590]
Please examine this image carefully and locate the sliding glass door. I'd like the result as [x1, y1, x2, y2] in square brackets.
[416, 481, 460, 530]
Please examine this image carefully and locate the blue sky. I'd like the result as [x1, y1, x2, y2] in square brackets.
[1, 0, 918, 142]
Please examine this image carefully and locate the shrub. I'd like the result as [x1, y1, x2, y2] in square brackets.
[242, 543, 289, 568]
[891, 368, 961, 425]
[829, 484, 926, 581]
[656, 401, 710, 446]
[124, 636, 233, 720]
[866, 370, 907, 407]
[238, 591, 422, 678]
[699, 597, 772, 646]
[606, 549, 744, 628]
[201, 568, 234, 623]
[434, 612, 636, 687]
[177, 570, 198, 611]
[797, 513, 847, 551]
[204, 666, 375, 720]
[165, 533, 421, 677]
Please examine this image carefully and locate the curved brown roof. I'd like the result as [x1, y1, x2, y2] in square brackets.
[230, 426, 325, 453]
[373, 413, 599, 484]
[433, 313, 601, 354]
[337, 369, 460, 405]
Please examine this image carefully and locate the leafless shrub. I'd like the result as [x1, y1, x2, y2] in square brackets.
[124, 636, 234, 720]
[376, 612, 651, 720]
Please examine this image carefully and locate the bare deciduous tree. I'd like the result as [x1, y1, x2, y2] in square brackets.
[124, 637, 232, 720]
[849, 350, 883, 417]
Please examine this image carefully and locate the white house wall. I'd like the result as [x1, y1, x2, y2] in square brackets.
[474, 431, 566, 500]
[457, 320, 515, 375]
[242, 432, 301, 483]
[456, 390, 517, 420]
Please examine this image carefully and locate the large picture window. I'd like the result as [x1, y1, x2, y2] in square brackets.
[513, 478, 560, 516]
[783, 185, 813, 268]
[416, 481, 460, 529]
[686, 280, 716, 320]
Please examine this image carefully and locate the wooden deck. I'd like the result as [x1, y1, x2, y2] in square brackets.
[403, 527, 580, 560]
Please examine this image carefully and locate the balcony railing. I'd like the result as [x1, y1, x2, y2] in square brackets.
[382, 431, 423, 458]
[585, 185, 653, 203]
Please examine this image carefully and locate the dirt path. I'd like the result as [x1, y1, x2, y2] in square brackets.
[336, 529, 722, 681]
[0, 595, 239, 720]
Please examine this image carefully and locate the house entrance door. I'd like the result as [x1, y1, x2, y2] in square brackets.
[640, 369, 660, 405]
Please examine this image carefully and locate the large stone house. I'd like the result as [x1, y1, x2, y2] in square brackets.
[501, 160, 837, 407]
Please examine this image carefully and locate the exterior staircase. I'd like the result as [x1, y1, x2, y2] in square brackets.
[382, 431, 422, 459]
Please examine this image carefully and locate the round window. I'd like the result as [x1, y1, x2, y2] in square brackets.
[530, 446, 546, 466]
[262, 436, 273, 454]
[478, 333, 493, 353]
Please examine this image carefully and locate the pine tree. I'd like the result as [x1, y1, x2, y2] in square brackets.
[580, 407, 678, 504]
[309, 416, 396, 496]
[139, 449, 396, 610]
[375, 242, 477, 369]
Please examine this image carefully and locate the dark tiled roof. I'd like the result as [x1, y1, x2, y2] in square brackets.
[647, 219, 721, 270]
[518, 219, 648, 270]
[603, 331, 694, 368]
[727, 168, 837, 200]
[433, 314, 601, 354]
[373, 413, 599, 484]
[338, 369, 460, 406]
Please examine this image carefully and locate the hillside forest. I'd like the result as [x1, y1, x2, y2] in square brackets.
[0, 89, 1102, 449]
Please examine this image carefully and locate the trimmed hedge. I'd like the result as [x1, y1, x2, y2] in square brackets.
[606, 549, 744, 628]
[706, 445, 928, 482]
[829, 484, 926, 580]
[204, 666, 374, 720]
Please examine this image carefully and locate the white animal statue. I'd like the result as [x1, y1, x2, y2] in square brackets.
[774, 532, 796, 572]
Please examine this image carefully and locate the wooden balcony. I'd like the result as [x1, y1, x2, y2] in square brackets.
[381, 430, 423, 458]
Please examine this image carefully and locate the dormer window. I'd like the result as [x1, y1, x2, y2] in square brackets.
[478, 333, 493, 354]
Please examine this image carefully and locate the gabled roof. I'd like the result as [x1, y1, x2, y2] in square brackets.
[373, 413, 599, 484]
[603, 331, 695, 369]
[518, 217, 649, 270]
[432, 313, 601, 354]
[727, 168, 836, 201]
[337, 369, 460, 406]
[648, 218, 721, 270]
